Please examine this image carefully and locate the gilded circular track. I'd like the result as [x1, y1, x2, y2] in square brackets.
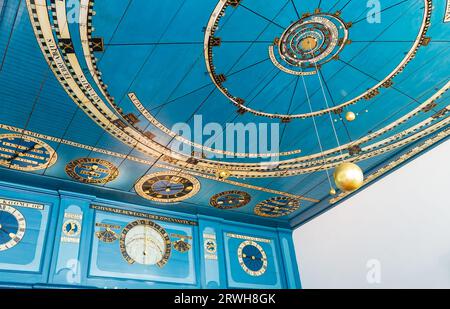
[204, 1, 432, 119]
[25, 0, 449, 179]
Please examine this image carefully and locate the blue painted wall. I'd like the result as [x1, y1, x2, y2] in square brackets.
[0, 181, 301, 289]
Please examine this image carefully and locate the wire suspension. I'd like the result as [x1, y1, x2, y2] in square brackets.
[313, 62, 345, 157]
[299, 73, 334, 190]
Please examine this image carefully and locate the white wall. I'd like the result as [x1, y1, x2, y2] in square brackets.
[293, 140, 450, 289]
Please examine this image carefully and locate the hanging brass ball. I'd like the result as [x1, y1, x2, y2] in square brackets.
[329, 188, 337, 196]
[333, 162, 364, 192]
[345, 111, 356, 122]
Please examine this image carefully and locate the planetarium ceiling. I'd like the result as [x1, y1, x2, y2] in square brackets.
[0, 0, 448, 227]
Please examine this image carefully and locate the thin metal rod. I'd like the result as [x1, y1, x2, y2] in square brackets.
[299, 73, 334, 189]
[313, 62, 344, 157]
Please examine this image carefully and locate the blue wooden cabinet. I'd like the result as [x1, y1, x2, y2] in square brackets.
[0, 182, 301, 289]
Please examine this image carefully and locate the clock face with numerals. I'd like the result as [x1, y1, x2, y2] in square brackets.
[237, 240, 268, 277]
[135, 171, 200, 203]
[0, 204, 26, 251]
[0, 134, 57, 171]
[65, 158, 119, 184]
[210, 190, 251, 209]
[119, 219, 171, 267]
[254, 197, 300, 217]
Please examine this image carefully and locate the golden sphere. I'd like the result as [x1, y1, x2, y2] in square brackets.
[217, 169, 231, 180]
[345, 111, 356, 122]
[333, 162, 364, 192]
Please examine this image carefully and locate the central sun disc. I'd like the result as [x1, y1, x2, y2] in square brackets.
[300, 37, 317, 51]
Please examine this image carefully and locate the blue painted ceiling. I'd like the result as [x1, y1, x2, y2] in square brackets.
[0, 0, 448, 228]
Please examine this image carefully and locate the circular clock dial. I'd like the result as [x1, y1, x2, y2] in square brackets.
[237, 240, 268, 277]
[135, 171, 200, 203]
[120, 220, 171, 267]
[254, 197, 300, 217]
[0, 205, 26, 251]
[210, 190, 251, 209]
[0, 134, 57, 171]
[205, 239, 217, 254]
[65, 158, 119, 184]
[62, 220, 81, 237]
